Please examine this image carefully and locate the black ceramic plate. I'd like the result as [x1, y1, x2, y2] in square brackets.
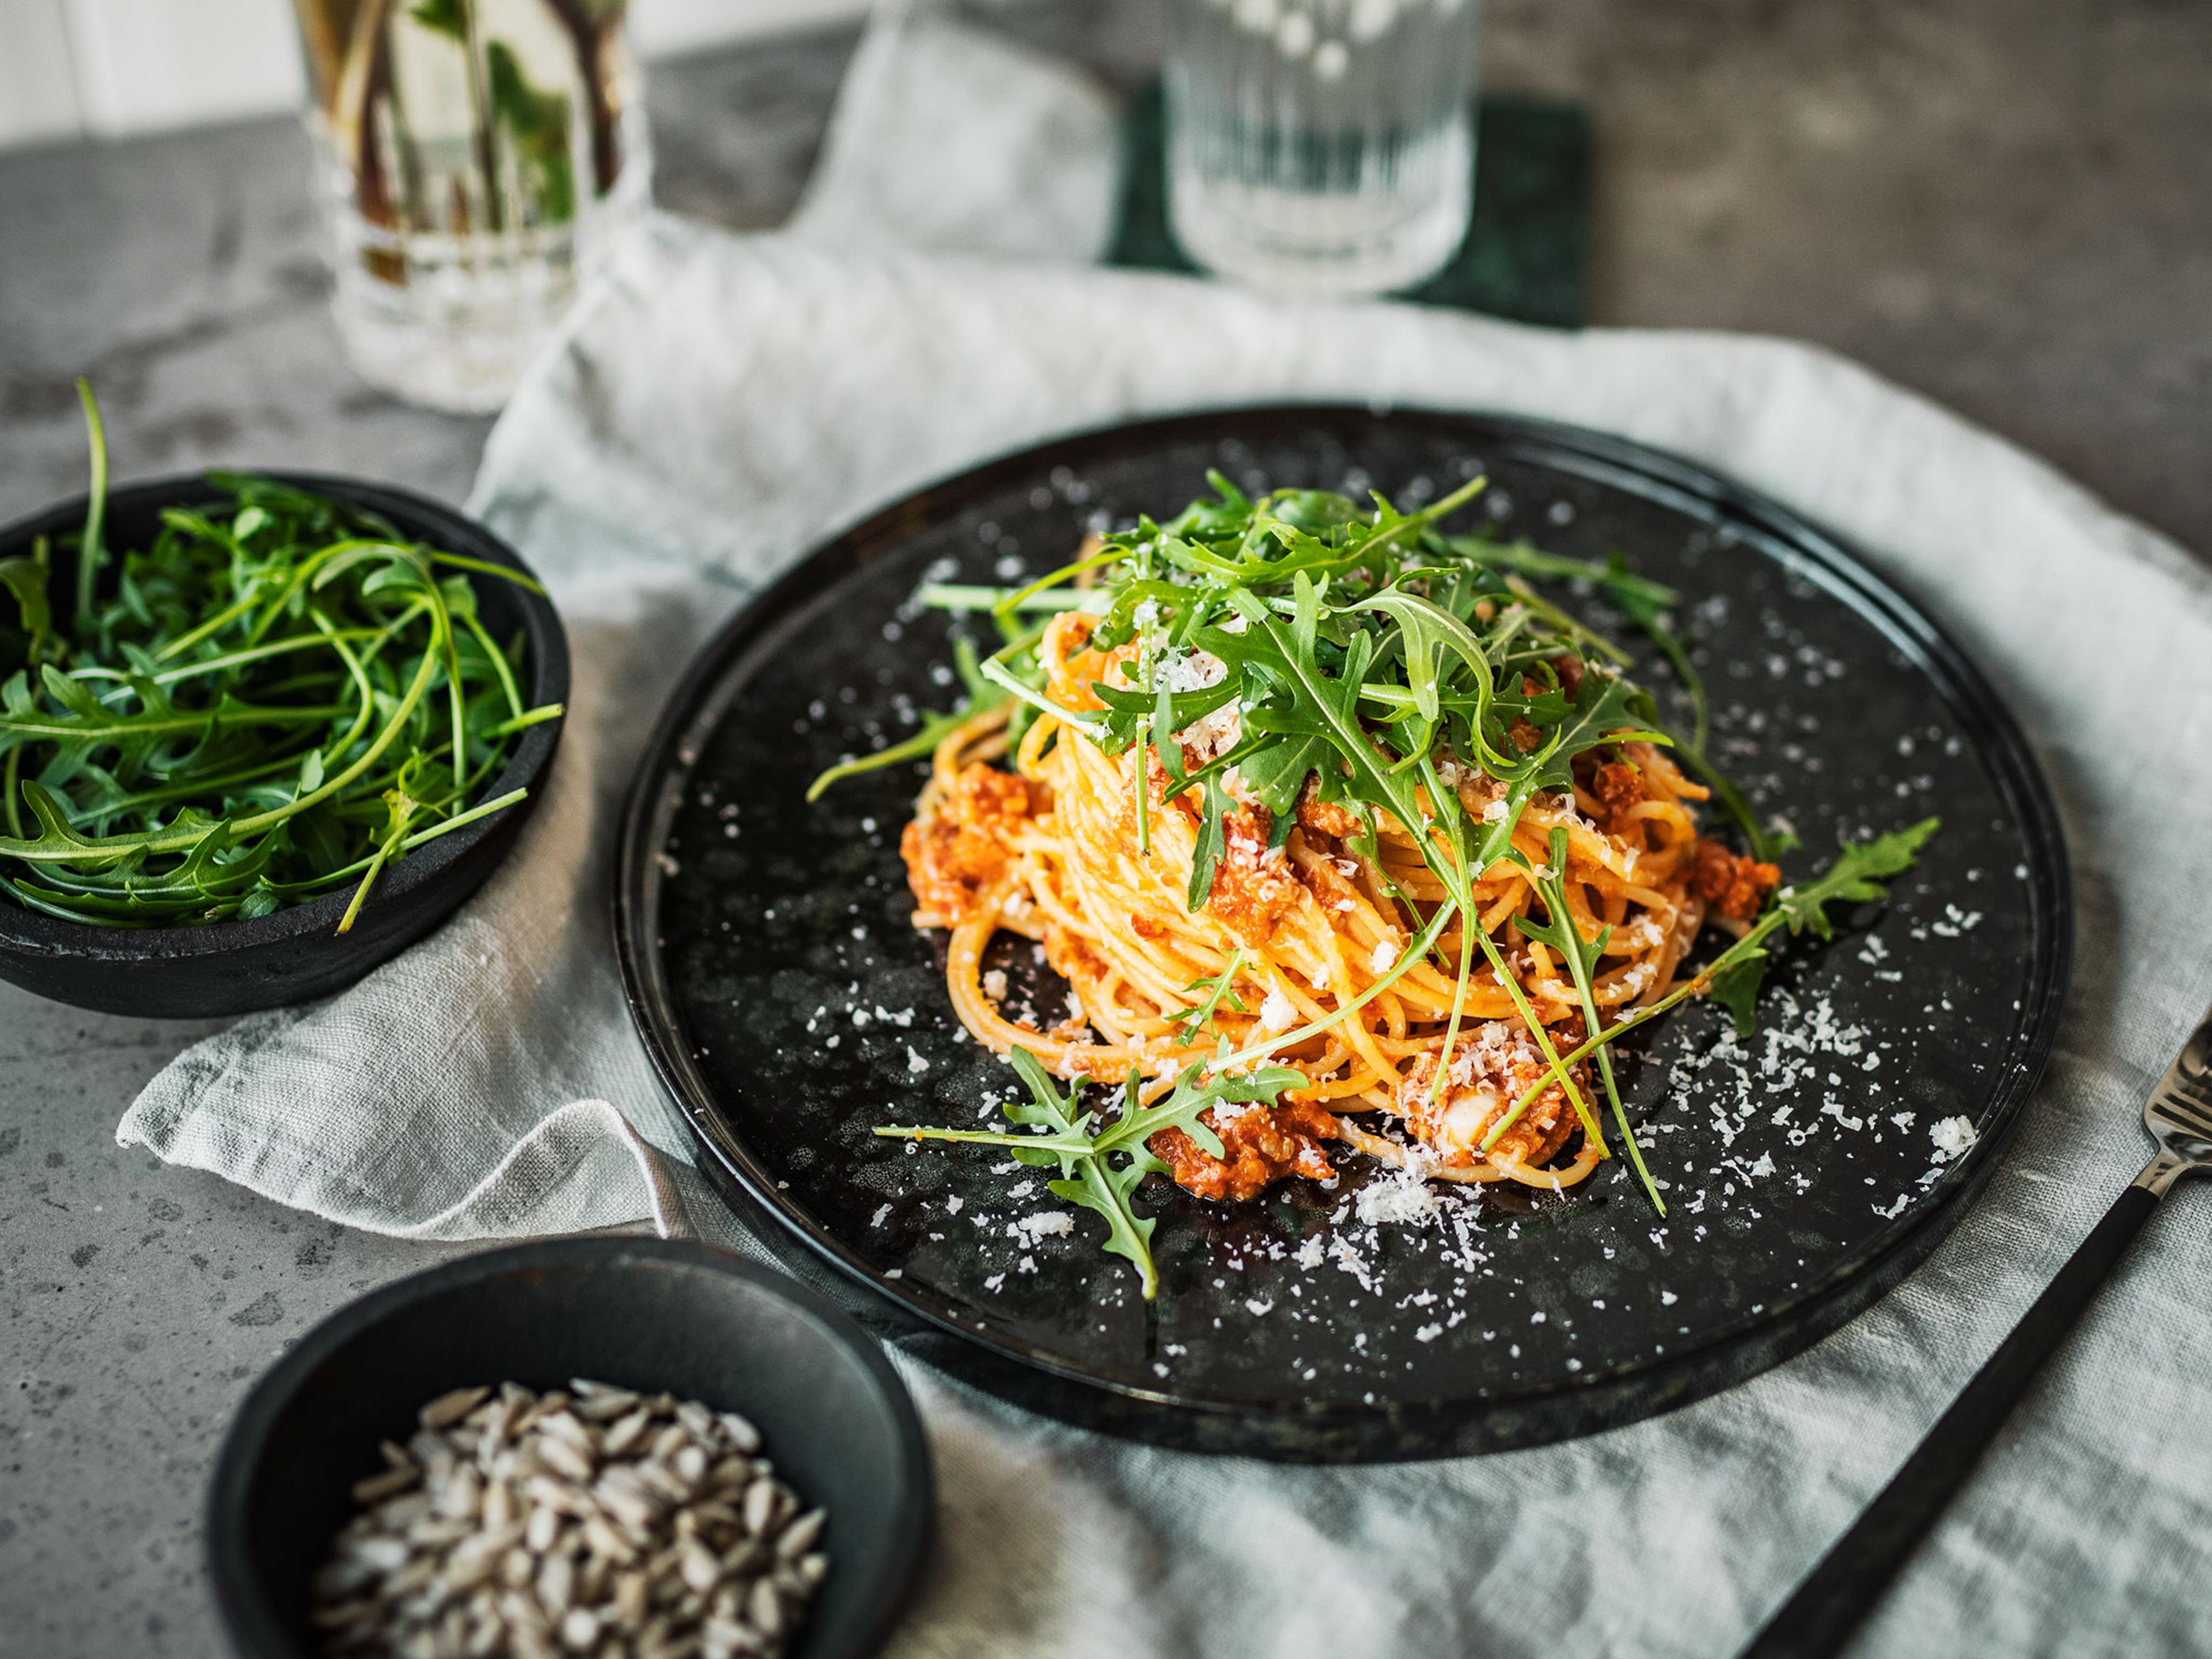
[615, 407, 2070, 1461]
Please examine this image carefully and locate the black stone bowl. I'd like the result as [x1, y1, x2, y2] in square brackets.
[207, 1237, 933, 1659]
[0, 472, 566, 1017]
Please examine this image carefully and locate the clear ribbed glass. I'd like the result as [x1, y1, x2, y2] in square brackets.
[1166, 0, 1482, 298]
[291, 0, 650, 414]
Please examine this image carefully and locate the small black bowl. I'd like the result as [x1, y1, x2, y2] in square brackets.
[208, 1237, 933, 1659]
[0, 472, 567, 1017]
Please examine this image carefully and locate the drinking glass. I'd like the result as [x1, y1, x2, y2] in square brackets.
[291, 0, 651, 413]
[1165, 0, 1482, 298]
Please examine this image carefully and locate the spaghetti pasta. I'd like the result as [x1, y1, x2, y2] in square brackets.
[881, 479, 1783, 1211]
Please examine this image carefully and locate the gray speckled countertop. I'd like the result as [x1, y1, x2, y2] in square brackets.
[2, 6, 2207, 1656]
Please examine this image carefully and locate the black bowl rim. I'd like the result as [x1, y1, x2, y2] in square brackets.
[0, 470, 568, 962]
[612, 402, 2074, 1446]
[204, 1236, 935, 1659]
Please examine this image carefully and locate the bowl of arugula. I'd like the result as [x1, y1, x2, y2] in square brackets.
[0, 387, 566, 1017]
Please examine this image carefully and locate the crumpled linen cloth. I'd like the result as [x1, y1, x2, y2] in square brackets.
[119, 22, 2212, 1659]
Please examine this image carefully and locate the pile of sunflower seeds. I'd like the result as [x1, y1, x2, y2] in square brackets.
[308, 1380, 828, 1659]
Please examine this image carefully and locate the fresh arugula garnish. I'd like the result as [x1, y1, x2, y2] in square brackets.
[875, 1047, 1306, 1299]
[806, 634, 1008, 801]
[1516, 824, 1664, 1213]
[0, 382, 560, 929]
[1169, 950, 1248, 1044]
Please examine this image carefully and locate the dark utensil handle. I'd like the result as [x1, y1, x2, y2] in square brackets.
[1738, 1179, 2161, 1659]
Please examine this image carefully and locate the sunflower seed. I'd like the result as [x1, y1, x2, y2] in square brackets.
[476, 1397, 517, 1458]
[603, 1408, 653, 1458]
[676, 1536, 722, 1595]
[536, 1434, 596, 1484]
[431, 1463, 482, 1520]
[702, 1618, 761, 1659]
[353, 1465, 418, 1504]
[464, 1601, 501, 1659]
[540, 1410, 596, 1450]
[557, 1606, 599, 1652]
[639, 1461, 694, 1505]
[675, 1402, 720, 1443]
[573, 1385, 643, 1422]
[311, 1597, 379, 1631]
[707, 1456, 752, 1491]
[774, 1511, 824, 1561]
[518, 1480, 574, 1527]
[420, 1387, 491, 1430]
[582, 1514, 638, 1564]
[536, 1550, 575, 1617]
[737, 1479, 774, 1538]
[525, 1502, 564, 1555]
[687, 1500, 741, 1537]
[377, 1494, 433, 1534]
[350, 1535, 410, 1573]
[717, 1413, 762, 1456]
[745, 1578, 782, 1640]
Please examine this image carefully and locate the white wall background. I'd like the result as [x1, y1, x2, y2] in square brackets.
[0, 0, 873, 151]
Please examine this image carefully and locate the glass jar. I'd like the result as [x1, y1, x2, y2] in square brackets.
[292, 0, 652, 412]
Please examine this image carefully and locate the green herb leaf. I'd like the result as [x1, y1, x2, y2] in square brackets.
[1186, 772, 1233, 911]
[1707, 950, 1768, 1038]
[1168, 950, 1248, 1043]
[878, 1049, 1306, 1298]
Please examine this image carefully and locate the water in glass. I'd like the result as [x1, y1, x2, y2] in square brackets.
[1167, 0, 1482, 298]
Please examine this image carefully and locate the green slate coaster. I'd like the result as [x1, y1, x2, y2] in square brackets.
[1105, 81, 1590, 329]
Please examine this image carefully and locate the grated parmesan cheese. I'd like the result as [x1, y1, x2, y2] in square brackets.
[1930, 1115, 1978, 1161]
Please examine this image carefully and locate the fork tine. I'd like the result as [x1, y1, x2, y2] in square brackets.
[2150, 1096, 2212, 1139]
[2146, 1078, 2212, 1135]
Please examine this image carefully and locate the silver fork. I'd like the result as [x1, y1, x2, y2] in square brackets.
[2136, 1006, 2212, 1192]
[1740, 998, 2212, 1659]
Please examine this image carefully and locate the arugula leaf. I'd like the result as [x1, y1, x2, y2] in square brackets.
[878, 1048, 1305, 1298]
[1707, 950, 1769, 1039]
[1772, 818, 1937, 937]
[1186, 772, 1233, 910]
[1514, 825, 1666, 1211]
[1169, 950, 1248, 1043]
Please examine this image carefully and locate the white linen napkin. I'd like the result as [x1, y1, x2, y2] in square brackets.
[117, 17, 2212, 1659]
